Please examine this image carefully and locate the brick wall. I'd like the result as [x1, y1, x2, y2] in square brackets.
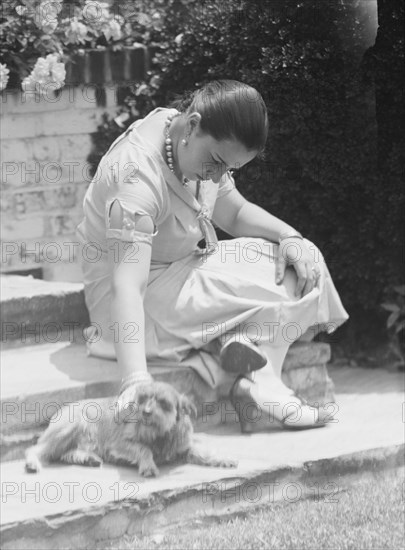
[0, 47, 148, 282]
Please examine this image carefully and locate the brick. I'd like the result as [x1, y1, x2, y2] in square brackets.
[1, 161, 27, 188]
[1, 107, 117, 140]
[0, 86, 107, 114]
[1, 217, 45, 241]
[2, 89, 65, 114]
[0, 89, 19, 115]
[0, 89, 68, 114]
[31, 136, 61, 162]
[0, 139, 31, 163]
[1, 234, 83, 280]
[2, 186, 80, 221]
[13, 190, 46, 216]
[47, 213, 83, 237]
[2, 161, 36, 187]
[1, 114, 39, 139]
[43, 260, 84, 282]
[37, 107, 117, 136]
[1, 236, 84, 273]
[2, 160, 92, 187]
[56, 134, 93, 161]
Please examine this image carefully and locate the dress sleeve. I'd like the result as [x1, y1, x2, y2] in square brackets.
[216, 170, 236, 198]
[103, 144, 166, 245]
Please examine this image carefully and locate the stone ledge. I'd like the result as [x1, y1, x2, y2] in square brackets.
[1, 444, 403, 550]
[1, 276, 89, 342]
[0, 340, 333, 437]
[283, 341, 331, 370]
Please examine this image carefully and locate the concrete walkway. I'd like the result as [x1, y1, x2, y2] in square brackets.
[1, 364, 404, 549]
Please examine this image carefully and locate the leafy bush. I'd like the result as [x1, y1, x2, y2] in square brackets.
[381, 285, 405, 368]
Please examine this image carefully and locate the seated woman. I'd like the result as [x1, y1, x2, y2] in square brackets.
[76, 79, 348, 431]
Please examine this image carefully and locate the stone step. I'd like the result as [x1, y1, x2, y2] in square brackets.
[0, 428, 42, 463]
[1, 363, 404, 549]
[0, 339, 333, 444]
[1, 275, 89, 343]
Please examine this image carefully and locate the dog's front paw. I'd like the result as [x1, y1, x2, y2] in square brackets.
[25, 459, 40, 473]
[138, 460, 159, 477]
[85, 453, 103, 467]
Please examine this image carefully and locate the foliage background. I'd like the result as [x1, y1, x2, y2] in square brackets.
[91, 0, 403, 355]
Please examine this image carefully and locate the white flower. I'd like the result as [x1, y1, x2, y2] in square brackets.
[0, 64, 10, 92]
[103, 19, 122, 41]
[135, 84, 148, 96]
[65, 18, 90, 44]
[22, 54, 66, 93]
[149, 75, 161, 88]
[34, 1, 63, 33]
[15, 5, 27, 16]
[174, 33, 184, 47]
[83, 1, 110, 28]
[114, 112, 130, 128]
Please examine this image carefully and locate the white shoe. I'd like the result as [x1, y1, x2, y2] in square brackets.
[230, 376, 333, 432]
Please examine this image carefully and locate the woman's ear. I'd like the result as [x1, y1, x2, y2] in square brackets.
[185, 111, 202, 136]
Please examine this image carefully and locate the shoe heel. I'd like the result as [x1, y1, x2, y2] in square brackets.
[230, 377, 257, 434]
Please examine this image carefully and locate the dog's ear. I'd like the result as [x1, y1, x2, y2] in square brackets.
[177, 395, 197, 421]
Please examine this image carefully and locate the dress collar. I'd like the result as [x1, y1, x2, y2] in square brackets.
[127, 108, 205, 213]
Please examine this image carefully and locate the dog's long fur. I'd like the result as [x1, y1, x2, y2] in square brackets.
[25, 381, 237, 477]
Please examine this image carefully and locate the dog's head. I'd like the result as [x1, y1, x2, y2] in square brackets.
[116, 381, 197, 441]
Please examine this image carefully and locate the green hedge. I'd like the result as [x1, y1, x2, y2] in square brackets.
[91, 0, 404, 351]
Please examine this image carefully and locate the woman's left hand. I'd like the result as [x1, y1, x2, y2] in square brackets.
[276, 237, 321, 297]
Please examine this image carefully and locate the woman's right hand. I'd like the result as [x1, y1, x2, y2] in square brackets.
[114, 371, 154, 423]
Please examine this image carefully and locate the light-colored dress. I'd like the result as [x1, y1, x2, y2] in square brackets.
[76, 107, 349, 391]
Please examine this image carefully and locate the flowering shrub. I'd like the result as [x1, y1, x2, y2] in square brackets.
[0, 63, 10, 91]
[21, 52, 66, 92]
[381, 285, 405, 369]
[0, 0, 126, 92]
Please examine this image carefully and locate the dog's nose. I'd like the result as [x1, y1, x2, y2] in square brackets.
[142, 409, 152, 417]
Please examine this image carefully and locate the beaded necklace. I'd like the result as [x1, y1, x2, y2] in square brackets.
[164, 111, 201, 199]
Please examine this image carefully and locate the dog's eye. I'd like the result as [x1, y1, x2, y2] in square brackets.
[158, 398, 172, 412]
[137, 394, 147, 405]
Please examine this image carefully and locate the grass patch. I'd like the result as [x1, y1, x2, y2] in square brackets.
[104, 466, 404, 550]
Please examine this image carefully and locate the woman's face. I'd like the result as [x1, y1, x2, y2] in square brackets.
[176, 115, 258, 184]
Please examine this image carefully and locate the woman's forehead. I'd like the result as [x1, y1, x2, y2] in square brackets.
[210, 137, 258, 167]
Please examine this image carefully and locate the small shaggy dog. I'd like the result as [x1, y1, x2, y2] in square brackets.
[25, 381, 237, 477]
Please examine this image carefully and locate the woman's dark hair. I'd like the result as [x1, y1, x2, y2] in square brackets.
[170, 80, 268, 152]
